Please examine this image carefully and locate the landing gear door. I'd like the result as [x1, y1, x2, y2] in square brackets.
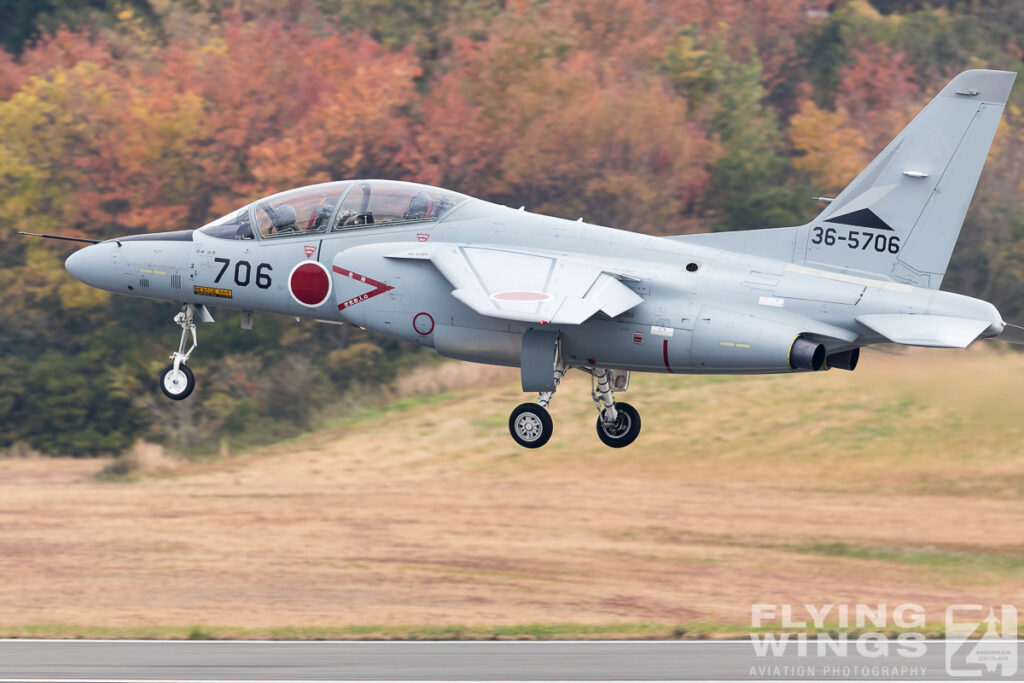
[521, 328, 560, 392]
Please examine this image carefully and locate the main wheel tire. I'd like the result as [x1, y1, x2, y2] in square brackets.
[160, 363, 195, 400]
[508, 402, 553, 448]
[596, 401, 641, 448]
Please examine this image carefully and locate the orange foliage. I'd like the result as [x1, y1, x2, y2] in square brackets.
[19, 28, 114, 79]
[661, 0, 832, 87]
[158, 18, 419, 217]
[789, 99, 868, 194]
[1, 18, 421, 237]
[0, 0, 833, 238]
[0, 1, 960, 238]
[0, 50, 22, 99]
[246, 36, 420, 192]
[792, 45, 928, 194]
[500, 0, 828, 89]
[836, 46, 926, 151]
[0, 26, 110, 99]
[415, 11, 718, 232]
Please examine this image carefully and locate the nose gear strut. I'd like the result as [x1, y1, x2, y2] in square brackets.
[158, 303, 207, 400]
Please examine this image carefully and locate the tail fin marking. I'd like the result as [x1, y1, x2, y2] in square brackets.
[805, 69, 1016, 288]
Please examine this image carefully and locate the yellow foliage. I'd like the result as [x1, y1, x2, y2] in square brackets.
[847, 0, 883, 21]
[789, 99, 868, 194]
[0, 245, 107, 317]
[201, 391, 242, 423]
[326, 343, 384, 380]
[279, 324, 315, 346]
[58, 276, 110, 311]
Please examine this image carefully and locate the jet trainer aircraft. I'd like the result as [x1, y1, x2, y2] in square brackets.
[31, 69, 1024, 448]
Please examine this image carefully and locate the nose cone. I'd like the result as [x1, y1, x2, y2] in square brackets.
[64, 242, 122, 292]
[65, 236, 193, 296]
[64, 245, 93, 283]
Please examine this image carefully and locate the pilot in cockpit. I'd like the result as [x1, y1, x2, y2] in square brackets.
[268, 204, 298, 234]
[404, 191, 432, 220]
[233, 209, 255, 239]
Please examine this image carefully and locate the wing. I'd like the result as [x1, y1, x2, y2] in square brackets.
[388, 243, 643, 325]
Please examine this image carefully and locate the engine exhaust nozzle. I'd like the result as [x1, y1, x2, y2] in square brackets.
[826, 348, 860, 371]
[790, 337, 826, 371]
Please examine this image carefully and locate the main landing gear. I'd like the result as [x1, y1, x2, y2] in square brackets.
[507, 358, 567, 448]
[591, 368, 641, 448]
[159, 303, 199, 400]
[506, 361, 641, 449]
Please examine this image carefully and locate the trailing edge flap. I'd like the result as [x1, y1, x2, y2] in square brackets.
[856, 313, 990, 348]
[387, 243, 643, 324]
[994, 322, 1024, 345]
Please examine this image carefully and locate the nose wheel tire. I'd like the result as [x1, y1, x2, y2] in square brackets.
[596, 401, 641, 448]
[509, 402, 553, 448]
[160, 363, 195, 400]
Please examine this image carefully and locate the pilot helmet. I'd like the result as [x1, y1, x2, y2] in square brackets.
[406, 191, 431, 219]
[273, 204, 297, 228]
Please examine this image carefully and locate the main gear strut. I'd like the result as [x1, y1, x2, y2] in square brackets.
[508, 339, 566, 448]
[591, 368, 641, 448]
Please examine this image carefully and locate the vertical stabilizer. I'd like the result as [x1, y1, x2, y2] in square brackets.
[803, 69, 1016, 288]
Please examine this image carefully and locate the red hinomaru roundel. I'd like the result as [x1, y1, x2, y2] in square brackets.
[288, 261, 332, 307]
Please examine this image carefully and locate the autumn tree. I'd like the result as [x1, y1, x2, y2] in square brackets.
[662, 29, 808, 229]
[415, 6, 718, 233]
[0, 17, 423, 456]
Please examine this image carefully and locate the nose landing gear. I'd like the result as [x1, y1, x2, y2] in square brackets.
[160, 362, 195, 400]
[158, 303, 204, 400]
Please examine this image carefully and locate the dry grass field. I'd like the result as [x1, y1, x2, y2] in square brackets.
[1, 346, 1024, 639]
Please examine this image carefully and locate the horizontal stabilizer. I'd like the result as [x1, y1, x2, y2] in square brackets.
[856, 313, 991, 348]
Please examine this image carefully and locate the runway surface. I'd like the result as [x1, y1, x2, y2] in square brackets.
[0, 639, 1021, 681]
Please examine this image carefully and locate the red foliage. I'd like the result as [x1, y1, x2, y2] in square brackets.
[415, 10, 718, 231]
[662, 0, 832, 88]
[0, 49, 22, 99]
[3, 18, 420, 237]
[19, 27, 113, 78]
[0, 1, 833, 237]
[836, 45, 926, 150]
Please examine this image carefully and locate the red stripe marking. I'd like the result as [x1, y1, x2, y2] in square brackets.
[332, 265, 395, 311]
[663, 339, 674, 373]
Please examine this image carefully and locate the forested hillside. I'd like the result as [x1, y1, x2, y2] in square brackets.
[2, 0, 1023, 456]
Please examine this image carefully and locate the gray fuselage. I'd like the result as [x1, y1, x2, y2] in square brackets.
[65, 194, 1002, 376]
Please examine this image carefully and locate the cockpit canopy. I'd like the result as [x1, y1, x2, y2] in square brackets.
[199, 180, 471, 240]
